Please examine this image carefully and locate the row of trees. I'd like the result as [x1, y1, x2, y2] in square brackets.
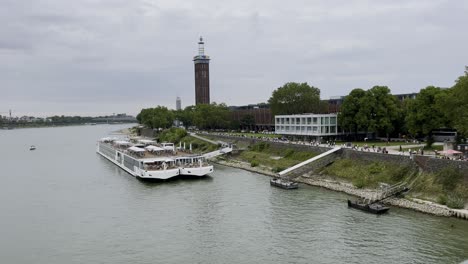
[137, 82, 326, 131]
[339, 67, 468, 140]
[137, 67, 467, 141]
[137, 103, 230, 130]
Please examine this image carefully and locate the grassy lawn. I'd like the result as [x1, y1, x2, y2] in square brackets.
[238, 142, 318, 172]
[322, 158, 416, 188]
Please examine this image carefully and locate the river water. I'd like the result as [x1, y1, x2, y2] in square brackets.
[0, 124, 467, 264]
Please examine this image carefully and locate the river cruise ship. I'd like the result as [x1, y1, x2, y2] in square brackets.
[96, 137, 214, 180]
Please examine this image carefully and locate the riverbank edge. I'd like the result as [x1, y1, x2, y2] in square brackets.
[213, 158, 455, 217]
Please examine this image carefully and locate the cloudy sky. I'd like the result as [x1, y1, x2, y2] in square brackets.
[1, 0, 467, 117]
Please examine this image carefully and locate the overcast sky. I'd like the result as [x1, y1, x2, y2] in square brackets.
[1, 0, 467, 117]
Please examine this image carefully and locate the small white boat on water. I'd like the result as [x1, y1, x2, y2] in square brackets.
[96, 137, 214, 180]
[29, 145, 36, 151]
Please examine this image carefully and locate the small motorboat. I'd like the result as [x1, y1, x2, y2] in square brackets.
[29, 145, 36, 151]
[270, 178, 299, 189]
[347, 199, 390, 214]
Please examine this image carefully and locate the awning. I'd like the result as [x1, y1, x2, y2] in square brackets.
[114, 140, 131, 145]
[128, 146, 146, 152]
[439, 149, 463, 155]
[145, 145, 164, 151]
[138, 139, 156, 144]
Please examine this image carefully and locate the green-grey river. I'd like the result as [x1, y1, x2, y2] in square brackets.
[0, 124, 467, 264]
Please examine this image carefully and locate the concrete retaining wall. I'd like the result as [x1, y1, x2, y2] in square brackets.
[414, 155, 468, 179]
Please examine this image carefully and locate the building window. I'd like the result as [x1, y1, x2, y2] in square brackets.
[285, 118, 289, 124]
[313, 117, 318, 124]
[307, 117, 312, 124]
[313, 126, 318, 133]
[291, 118, 295, 124]
[296, 118, 300, 124]
[330, 126, 336, 133]
[330, 117, 337, 125]
[307, 126, 312, 131]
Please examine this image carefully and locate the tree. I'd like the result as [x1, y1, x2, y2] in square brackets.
[137, 106, 174, 129]
[268, 82, 321, 115]
[440, 72, 468, 136]
[338, 88, 367, 139]
[240, 114, 255, 130]
[365, 86, 400, 138]
[193, 103, 230, 129]
[338, 86, 400, 139]
[405, 86, 448, 138]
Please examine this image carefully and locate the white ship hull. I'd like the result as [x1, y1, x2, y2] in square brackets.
[97, 142, 213, 180]
[179, 165, 214, 176]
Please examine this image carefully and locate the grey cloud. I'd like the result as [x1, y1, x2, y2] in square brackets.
[0, 0, 467, 117]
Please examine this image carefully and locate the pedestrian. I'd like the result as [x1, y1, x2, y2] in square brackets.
[399, 145, 402, 152]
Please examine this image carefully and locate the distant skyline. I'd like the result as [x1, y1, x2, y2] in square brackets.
[1, 0, 468, 117]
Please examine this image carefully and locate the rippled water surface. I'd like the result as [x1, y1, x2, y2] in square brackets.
[0, 125, 467, 264]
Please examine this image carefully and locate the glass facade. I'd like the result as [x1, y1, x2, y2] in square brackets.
[274, 114, 340, 136]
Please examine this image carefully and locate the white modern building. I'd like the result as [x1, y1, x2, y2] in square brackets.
[275, 113, 340, 138]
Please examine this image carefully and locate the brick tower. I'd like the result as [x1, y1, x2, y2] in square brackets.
[193, 36, 210, 105]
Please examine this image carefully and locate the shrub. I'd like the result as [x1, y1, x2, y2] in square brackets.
[446, 193, 465, 209]
[369, 162, 383, 174]
[436, 167, 463, 191]
[251, 142, 269, 152]
[284, 149, 295, 158]
[250, 160, 259, 167]
[353, 177, 368, 189]
[437, 195, 447, 205]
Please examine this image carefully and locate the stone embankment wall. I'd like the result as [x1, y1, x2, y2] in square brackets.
[414, 155, 468, 179]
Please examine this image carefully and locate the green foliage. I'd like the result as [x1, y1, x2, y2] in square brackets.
[439, 72, 468, 136]
[137, 106, 174, 129]
[323, 159, 416, 188]
[405, 86, 448, 138]
[352, 177, 368, 189]
[240, 114, 256, 129]
[268, 82, 322, 115]
[283, 149, 295, 158]
[192, 102, 230, 129]
[339, 88, 368, 137]
[446, 193, 465, 209]
[250, 160, 259, 167]
[158, 128, 187, 144]
[239, 146, 318, 171]
[339, 86, 400, 138]
[437, 195, 447, 205]
[436, 167, 463, 191]
[251, 142, 270, 152]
